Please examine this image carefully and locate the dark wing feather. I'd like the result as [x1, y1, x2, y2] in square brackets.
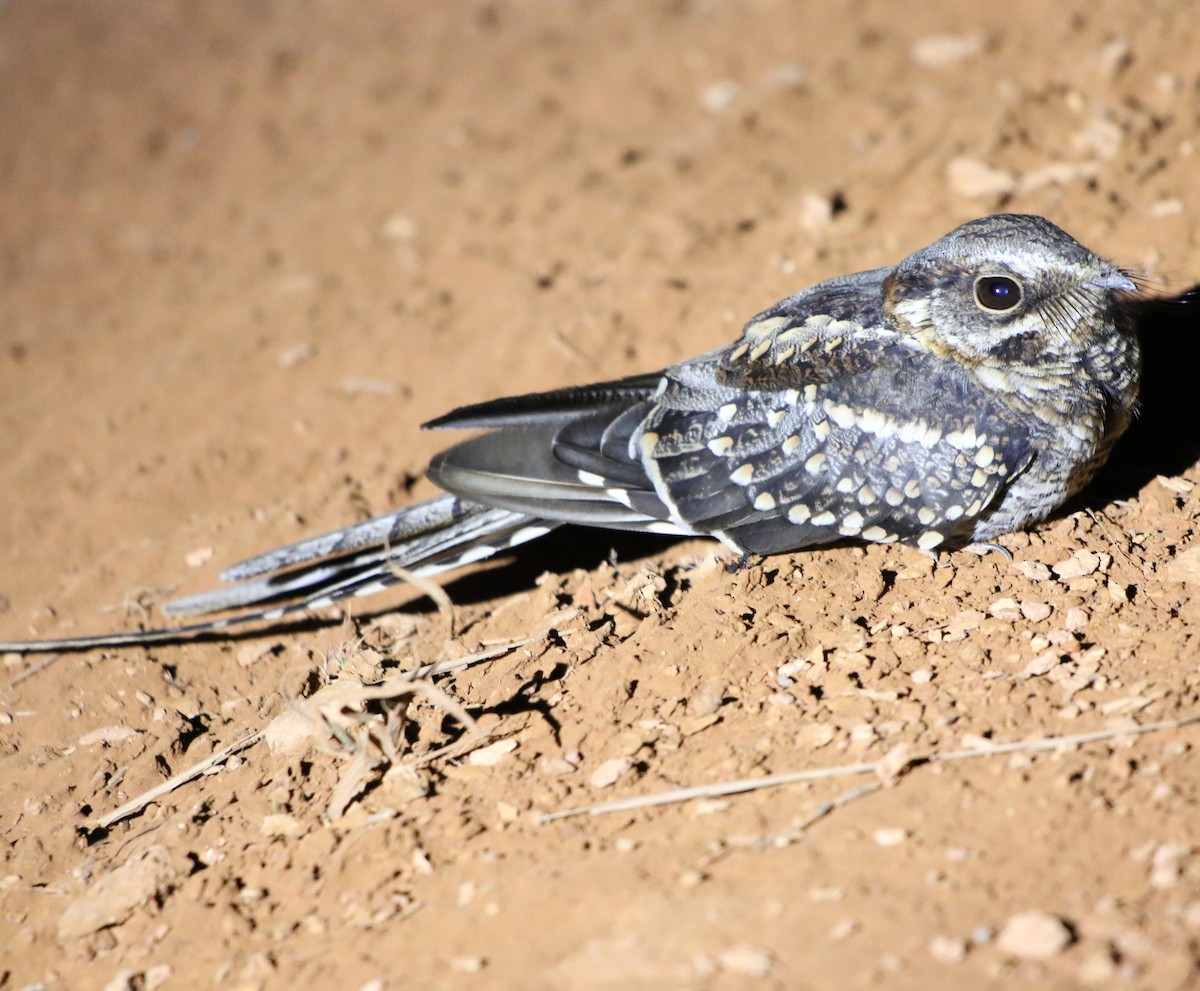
[427, 374, 684, 533]
[423, 373, 665, 430]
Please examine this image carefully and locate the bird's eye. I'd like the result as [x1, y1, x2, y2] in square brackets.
[974, 275, 1023, 311]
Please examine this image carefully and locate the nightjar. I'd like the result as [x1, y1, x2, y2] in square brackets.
[0, 213, 1140, 652]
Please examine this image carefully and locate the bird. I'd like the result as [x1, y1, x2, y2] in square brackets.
[0, 213, 1141, 653]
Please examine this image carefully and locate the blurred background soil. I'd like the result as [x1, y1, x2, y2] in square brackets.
[2, 2, 1200, 989]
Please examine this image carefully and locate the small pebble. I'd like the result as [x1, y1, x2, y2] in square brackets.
[1020, 601, 1053, 622]
[929, 935, 967, 962]
[259, 814, 306, 838]
[538, 756, 576, 777]
[1019, 649, 1063, 679]
[1077, 951, 1117, 983]
[829, 919, 860, 940]
[1012, 560, 1053, 582]
[467, 739, 518, 767]
[717, 944, 773, 976]
[910, 33, 985, 69]
[185, 546, 214, 568]
[1064, 607, 1089, 631]
[381, 213, 419, 242]
[277, 342, 314, 368]
[1051, 550, 1101, 579]
[873, 827, 909, 847]
[997, 910, 1074, 960]
[1164, 545, 1200, 584]
[699, 80, 741, 113]
[988, 597, 1021, 621]
[589, 757, 632, 788]
[796, 192, 836, 233]
[946, 157, 1017, 198]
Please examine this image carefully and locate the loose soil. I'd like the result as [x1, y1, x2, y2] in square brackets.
[3, 3, 1200, 989]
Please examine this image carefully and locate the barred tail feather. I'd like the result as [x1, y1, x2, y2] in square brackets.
[0, 495, 558, 653]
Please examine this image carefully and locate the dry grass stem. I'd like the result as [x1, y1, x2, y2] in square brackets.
[541, 714, 1200, 822]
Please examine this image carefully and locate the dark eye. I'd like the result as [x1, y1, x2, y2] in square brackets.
[974, 275, 1023, 311]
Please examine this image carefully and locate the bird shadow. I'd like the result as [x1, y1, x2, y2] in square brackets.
[1080, 283, 1200, 505]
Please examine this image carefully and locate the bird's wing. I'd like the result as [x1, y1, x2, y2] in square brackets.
[426, 374, 691, 534]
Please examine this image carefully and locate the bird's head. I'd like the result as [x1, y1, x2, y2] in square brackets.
[882, 213, 1136, 365]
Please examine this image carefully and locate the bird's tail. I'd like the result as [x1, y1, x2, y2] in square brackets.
[0, 494, 558, 653]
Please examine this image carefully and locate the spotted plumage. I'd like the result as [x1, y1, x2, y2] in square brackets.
[0, 214, 1140, 652]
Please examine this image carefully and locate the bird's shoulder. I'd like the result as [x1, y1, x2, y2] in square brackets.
[707, 265, 918, 392]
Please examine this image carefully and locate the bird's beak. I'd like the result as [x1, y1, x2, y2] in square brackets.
[1087, 267, 1138, 293]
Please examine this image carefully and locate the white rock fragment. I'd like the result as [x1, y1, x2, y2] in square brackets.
[1165, 545, 1200, 583]
[717, 944, 774, 976]
[277, 342, 314, 368]
[1149, 843, 1191, 889]
[1020, 600, 1053, 622]
[1019, 649, 1063, 679]
[1071, 117, 1123, 159]
[538, 755, 577, 777]
[1012, 560, 1052, 582]
[589, 757, 632, 788]
[1077, 951, 1117, 983]
[1157, 474, 1194, 494]
[260, 813, 306, 837]
[873, 827, 909, 847]
[1064, 607, 1089, 631]
[1020, 160, 1101, 192]
[875, 743, 914, 784]
[145, 964, 173, 991]
[78, 726, 143, 747]
[185, 545, 214, 568]
[450, 956, 486, 973]
[381, 213, 419, 242]
[699, 80, 741, 114]
[1150, 199, 1184, 218]
[946, 157, 1017, 198]
[996, 910, 1074, 960]
[1051, 550, 1103, 579]
[797, 723, 836, 749]
[829, 918, 860, 940]
[988, 597, 1021, 621]
[797, 191, 836, 234]
[929, 934, 968, 962]
[911, 33, 985, 69]
[467, 738, 518, 767]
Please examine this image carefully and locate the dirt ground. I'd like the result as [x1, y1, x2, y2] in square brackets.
[3, 2, 1200, 989]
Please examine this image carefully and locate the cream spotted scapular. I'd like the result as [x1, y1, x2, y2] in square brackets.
[0, 214, 1140, 652]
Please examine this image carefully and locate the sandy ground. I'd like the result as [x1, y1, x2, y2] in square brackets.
[3, 2, 1200, 989]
